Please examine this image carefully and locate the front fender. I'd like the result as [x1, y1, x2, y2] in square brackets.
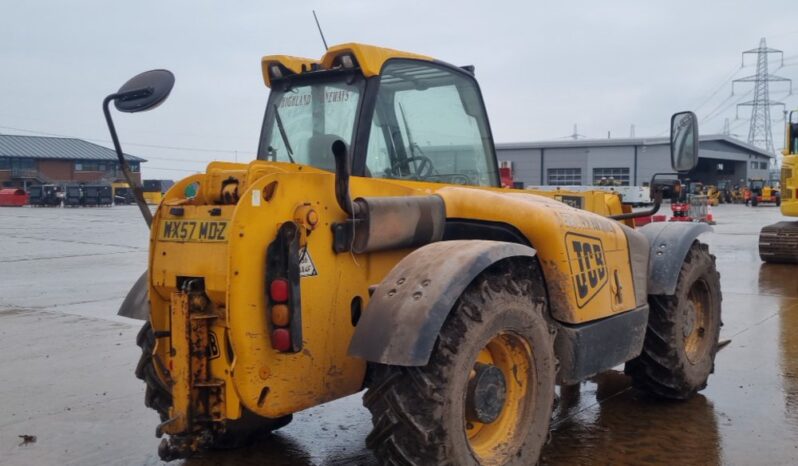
[638, 222, 712, 295]
[347, 240, 537, 366]
[118, 271, 149, 320]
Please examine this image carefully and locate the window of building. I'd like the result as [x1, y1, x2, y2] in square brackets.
[547, 168, 582, 185]
[760, 161, 768, 170]
[751, 161, 758, 169]
[75, 161, 109, 172]
[0, 158, 9, 170]
[129, 162, 139, 172]
[592, 167, 630, 186]
[11, 158, 35, 169]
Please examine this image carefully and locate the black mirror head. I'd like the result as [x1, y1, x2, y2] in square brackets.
[670, 111, 699, 173]
[114, 69, 175, 113]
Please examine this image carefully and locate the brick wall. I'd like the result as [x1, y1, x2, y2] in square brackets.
[37, 160, 73, 181]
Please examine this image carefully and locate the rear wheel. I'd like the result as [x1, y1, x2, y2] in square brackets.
[363, 264, 555, 465]
[625, 242, 722, 399]
[135, 321, 291, 451]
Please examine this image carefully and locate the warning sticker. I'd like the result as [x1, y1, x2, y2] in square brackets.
[298, 247, 318, 277]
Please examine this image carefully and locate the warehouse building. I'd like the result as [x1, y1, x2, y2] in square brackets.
[496, 135, 773, 187]
[0, 134, 144, 189]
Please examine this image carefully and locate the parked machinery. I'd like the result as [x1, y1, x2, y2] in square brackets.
[142, 179, 175, 205]
[716, 180, 734, 204]
[746, 178, 781, 207]
[27, 184, 62, 207]
[64, 185, 83, 207]
[759, 112, 798, 263]
[704, 185, 718, 206]
[107, 45, 723, 465]
[113, 181, 134, 205]
[0, 188, 28, 207]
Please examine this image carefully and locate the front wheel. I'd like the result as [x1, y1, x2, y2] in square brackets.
[625, 242, 722, 399]
[363, 265, 555, 466]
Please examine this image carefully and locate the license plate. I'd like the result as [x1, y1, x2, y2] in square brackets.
[158, 220, 229, 242]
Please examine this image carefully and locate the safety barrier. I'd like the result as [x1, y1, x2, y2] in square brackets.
[688, 195, 715, 224]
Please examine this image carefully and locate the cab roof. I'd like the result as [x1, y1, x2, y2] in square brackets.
[260, 43, 432, 87]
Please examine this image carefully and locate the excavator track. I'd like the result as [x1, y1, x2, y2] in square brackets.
[759, 221, 798, 263]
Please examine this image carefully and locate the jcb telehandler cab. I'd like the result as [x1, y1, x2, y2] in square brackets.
[107, 44, 722, 465]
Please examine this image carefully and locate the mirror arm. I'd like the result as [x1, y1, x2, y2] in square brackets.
[609, 171, 675, 221]
[608, 191, 662, 221]
[103, 92, 153, 228]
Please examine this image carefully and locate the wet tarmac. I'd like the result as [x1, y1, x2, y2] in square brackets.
[1, 204, 797, 465]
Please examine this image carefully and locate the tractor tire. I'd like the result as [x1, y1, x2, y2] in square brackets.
[363, 263, 555, 466]
[625, 242, 722, 399]
[752, 196, 759, 207]
[776, 195, 781, 207]
[135, 321, 292, 450]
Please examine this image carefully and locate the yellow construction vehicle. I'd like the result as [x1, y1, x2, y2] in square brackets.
[746, 178, 781, 206]
[706, 185, 720, 206]
[759, 111, 798, 262]
[106, 44, 723, 464]
[112, 181, 133, 205]
[142, 179, 175, 205]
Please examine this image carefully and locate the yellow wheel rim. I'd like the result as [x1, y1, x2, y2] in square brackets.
[684, 279, 711, 364]
[465, 332, 535, 464]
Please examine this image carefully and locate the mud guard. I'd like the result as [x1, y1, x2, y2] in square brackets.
[118, 271, 149, 320]
[638, 222, 712, 295]
[348, 240, 537, 366]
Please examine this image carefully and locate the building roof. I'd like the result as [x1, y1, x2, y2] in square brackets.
[496, 134, 774, 158]
[0, 134, 145, 162]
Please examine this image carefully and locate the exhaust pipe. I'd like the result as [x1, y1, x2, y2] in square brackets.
[330, 140, 445, 254]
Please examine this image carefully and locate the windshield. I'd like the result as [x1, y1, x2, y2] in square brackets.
[365, 60, 498, 186]
[258, 74, 364, 172]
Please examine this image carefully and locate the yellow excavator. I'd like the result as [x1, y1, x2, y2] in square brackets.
[759, 112, 798, 263]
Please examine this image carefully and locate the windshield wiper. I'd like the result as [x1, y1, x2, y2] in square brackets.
[273, 104, 295, 164]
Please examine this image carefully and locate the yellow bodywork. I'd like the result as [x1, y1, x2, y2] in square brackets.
[781, 155, 798, 216]
[261, 43, 432, 87]
[146, 43, 643, 438]
[143, 191, 164, 205]
[782, 116, 798, 216]
[148, 160, 637, 420]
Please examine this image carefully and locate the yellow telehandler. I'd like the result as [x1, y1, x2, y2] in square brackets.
[107, 44, 722, 464]
[759, 111, 798, 263]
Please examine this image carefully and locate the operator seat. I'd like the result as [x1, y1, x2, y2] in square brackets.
[307, 134, 345, 172]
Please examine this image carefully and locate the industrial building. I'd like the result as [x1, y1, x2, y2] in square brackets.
[496, 135, 774, 187]
[0, 134, 144, 189]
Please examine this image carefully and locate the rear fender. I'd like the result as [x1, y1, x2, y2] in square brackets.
[118, 271, 149, 320]
[347, 240, 537, 366]
[638, 222, 712, 295]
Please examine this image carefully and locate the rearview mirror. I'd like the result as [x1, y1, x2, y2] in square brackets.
[670, 111, 699, 173]
[114, 69, 175, 113]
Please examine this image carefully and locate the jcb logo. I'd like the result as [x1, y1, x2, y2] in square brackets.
[566, 233, 608, 307]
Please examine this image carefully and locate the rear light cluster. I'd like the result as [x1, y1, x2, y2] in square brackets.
[269, 278, 293, 352]
[266, 222, 303, 353]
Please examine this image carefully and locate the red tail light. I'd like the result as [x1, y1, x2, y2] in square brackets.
[270, 278, 290, 303]
[272, 328, 291, 352]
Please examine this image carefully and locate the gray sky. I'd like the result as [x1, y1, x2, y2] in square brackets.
[2, 0, 798, 179]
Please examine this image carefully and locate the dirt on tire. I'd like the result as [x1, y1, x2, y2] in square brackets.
[625, 241, 722, 399]
[363, 260, 556, 466]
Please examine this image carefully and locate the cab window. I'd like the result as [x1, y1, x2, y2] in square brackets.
[365, 60, 498, 186]
[259, 74, 364, 172]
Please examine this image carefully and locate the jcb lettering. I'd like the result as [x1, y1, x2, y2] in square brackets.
[566, 234, 609, 307]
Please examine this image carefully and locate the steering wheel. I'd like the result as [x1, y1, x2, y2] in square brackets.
[391, 156, 435, 178]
